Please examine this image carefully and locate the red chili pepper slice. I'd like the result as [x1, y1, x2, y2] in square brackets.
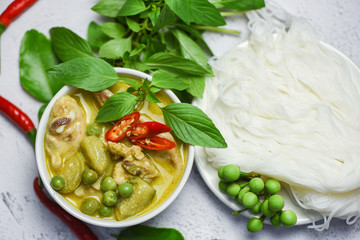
[0, 95, 36, 146]
[105, 112, 140, 142]
[128, 121, 172, 140]
[0, 0, 37, 28]
[131, 136, 176, 151]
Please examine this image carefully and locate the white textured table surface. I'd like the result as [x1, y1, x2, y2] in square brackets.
[0, 0, 360, 239]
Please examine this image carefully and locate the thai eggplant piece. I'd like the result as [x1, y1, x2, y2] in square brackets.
[45, 82, 187, 221]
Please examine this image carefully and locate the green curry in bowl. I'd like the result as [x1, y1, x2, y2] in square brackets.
[44, 74, 188, 221]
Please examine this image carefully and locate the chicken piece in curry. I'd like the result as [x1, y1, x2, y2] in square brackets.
[45, 82, 187, 221]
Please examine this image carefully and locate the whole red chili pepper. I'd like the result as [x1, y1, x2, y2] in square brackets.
[0, 95, 36, 146]
[33, 178, 98, 240]
[0, 0, 37, 34]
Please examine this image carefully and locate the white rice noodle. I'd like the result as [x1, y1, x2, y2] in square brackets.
[194, 10, 360, 231]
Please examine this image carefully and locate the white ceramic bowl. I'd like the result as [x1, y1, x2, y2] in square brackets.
[35, 68, 194, 227]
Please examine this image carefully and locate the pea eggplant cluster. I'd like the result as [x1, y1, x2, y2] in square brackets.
[50, 174, 133, 218]
[218, 164, 297, 232]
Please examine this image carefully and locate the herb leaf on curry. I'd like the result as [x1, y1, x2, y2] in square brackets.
[161, 103, 227, 148]
[118, 78, 142, 90]
[96, 92, 138, 122]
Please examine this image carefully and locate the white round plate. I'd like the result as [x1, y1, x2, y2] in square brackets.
[193, 40, 360, 226]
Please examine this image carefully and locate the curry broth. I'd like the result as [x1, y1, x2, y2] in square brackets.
[45, 80, 188, 221]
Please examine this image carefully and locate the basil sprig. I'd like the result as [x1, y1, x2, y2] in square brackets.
[48, 57, 227, 148]
[88, 0, 264, 101]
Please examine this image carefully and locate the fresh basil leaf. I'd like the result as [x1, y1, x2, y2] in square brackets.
[38, 102, 48, 121]
[113, 225, 185, 240]
[100, 22, 126, 39]
[152, 71, 188, 90]
[150, 85, 162, 93]
[165, 0, 225, 26]
[124, 60, 150, 72]
[181, 75, 205, 98]
[127, 87, 136, 94]
[148, 7, 161, 26]
[152, 4, 176, 33]
[141, 79, 160, 103]
[170, 29, 211, 70]
[144, 52, 208, 76]
[50, 27, 93, 62]
[91, 0, 126, 17]
[143, 39, 167, 61]
[210, 0, 224, 9]
[19, 29, 60, 102]
[126, 17, 141, 32]
[130, 44, 145, 57]
[141, 78, 150, 92]
[122, 51, 131, 61]
[139, 10, 149, 19]
[99, 38, 132, 59]
[152, 69, 205, 97]
[118, 78, 142, 89]
[161, 103, 227, 148]
[118, 0, 147, 16]
[96, 92, 138, 122]
[87, 21, 110, 52]
[174, 24, 213, 55]
[48, 57, 120, 91]
[145, 91, 160, 103]
[220, 0, 265, 11]
[164, 31, 179, 53]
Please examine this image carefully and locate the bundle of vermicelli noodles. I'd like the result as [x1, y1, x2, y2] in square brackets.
[193, 6, 360, 231]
